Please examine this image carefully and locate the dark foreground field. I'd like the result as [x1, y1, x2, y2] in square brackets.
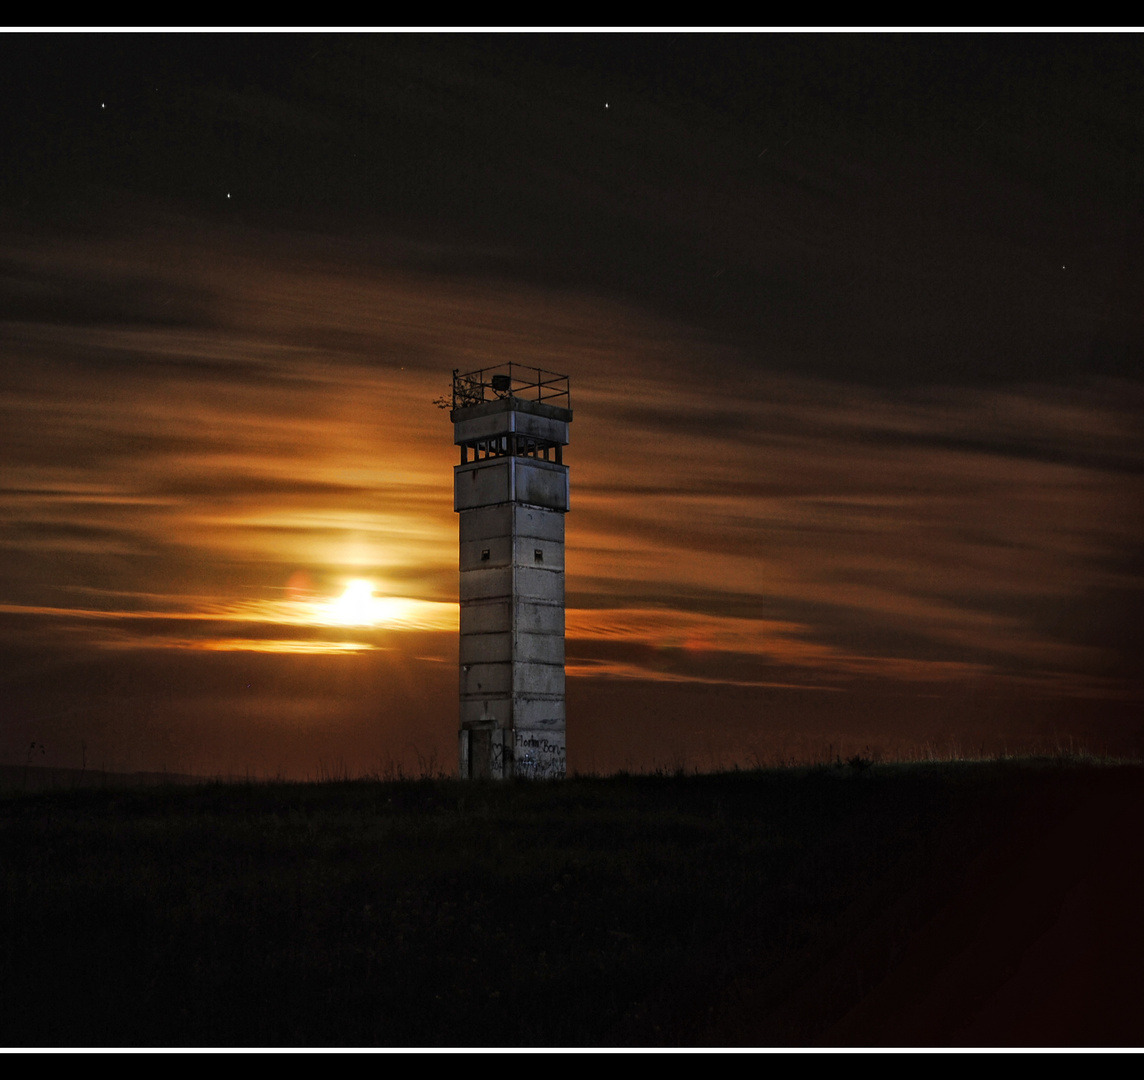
[1, 759, 1141, 1048]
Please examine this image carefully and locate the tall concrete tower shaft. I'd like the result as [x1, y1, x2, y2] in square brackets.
[450, 365, 572, 779]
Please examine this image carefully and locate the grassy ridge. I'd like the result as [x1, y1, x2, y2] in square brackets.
[0, 759, 1138, 1047]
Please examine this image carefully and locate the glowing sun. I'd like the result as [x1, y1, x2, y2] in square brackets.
[331, 579, 379, 625]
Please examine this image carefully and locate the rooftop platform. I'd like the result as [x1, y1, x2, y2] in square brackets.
[447, 363, 570, 413]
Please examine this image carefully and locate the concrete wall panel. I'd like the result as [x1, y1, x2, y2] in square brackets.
[512, 661, 565, 697]
[448, 398, 569, 446]
[515, 460, 569, 512]
[453, 410, 569, 445]
[454, 460, 511, 511]
[459, 697, 513, 730]
[459, 700, 511, 730]
[514, 600, 564, 635]
[459, 566, 513, 602]
[513, 696, 565, 729]
[513, 730, 565, 779]
[455, 464, 568, 513]
[459, 632, 513, 665]
[460, 661, 512, 697]
[460, 536, 512, 571]
[460, 600, 512, 635]
[513, 506, 564, 542]
[460, 504, 513, 542]
[515, 565, 564, 603]
[513, 536, 564, 571]
[514, 632, 564, 665]
[460, 695, 564, 731]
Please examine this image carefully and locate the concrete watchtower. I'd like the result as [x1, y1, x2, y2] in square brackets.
[450, 364, 572, 779]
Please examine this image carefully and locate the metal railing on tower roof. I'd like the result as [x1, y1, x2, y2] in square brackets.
[448, 363, 570, 411]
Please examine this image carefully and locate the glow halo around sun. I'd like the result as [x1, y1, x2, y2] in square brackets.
[200, 582, 459, 650]
[330, 579, 380, 625]
[320, 579, 435, 629]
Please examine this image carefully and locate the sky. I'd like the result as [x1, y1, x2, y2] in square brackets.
[1, 32, 1142, 777]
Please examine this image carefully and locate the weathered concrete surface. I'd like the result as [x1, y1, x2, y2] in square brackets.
[452, 396, 572, 447]
[457, 695, 565, 730]
[460, 632, 564, 666]
[513, 729, 566, 779]
[459, 504, 564, 544]
[454, 457, 569, 513]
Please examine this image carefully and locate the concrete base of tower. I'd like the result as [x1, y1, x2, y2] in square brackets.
[458, 725, 566, 780]
[513, 729, 565, 779]
[459, 725, 509, 780]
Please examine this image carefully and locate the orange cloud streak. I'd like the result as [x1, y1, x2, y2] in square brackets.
[0, 232, 1140, 704]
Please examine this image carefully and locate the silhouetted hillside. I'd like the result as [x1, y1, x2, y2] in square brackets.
[1, 759, 1140, 1047]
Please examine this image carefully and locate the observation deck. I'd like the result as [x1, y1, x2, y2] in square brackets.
[449, 364, 572, 468]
